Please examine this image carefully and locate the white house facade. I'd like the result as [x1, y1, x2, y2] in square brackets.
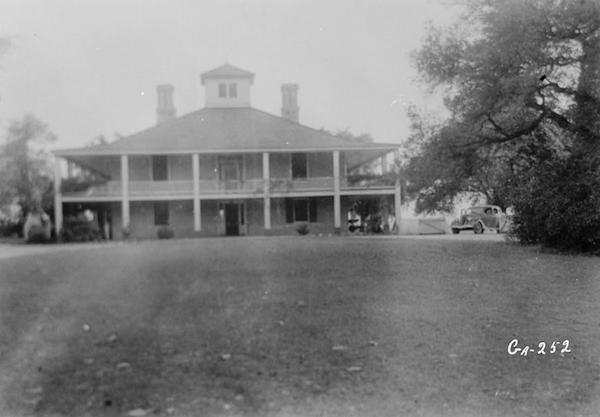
[53, 64, 401, 239]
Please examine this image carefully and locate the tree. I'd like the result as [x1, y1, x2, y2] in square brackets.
[406, 0, 600, 209]
[0, 115, 56, 218]
[330, 128, 374, 144]
[406, 0, 600, 249]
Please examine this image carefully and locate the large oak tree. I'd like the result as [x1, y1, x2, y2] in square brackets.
[405, 0, 600, 217]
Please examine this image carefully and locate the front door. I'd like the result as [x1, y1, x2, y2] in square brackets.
[225, 204, 239, 236]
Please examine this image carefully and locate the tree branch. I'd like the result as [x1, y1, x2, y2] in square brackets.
[455, 111, 548, 148]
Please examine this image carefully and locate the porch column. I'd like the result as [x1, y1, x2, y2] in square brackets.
[121, 154, 130, 232]
[394, 148, 401, 234]
[333, 150, 341, 233]
[394, 179, 402, 235]
[263, 152, 271, 231]
[192, 153, 201, 231]
[53, 157, 63, 241]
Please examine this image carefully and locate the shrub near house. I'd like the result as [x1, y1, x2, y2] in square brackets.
[61, 215, 102, 242]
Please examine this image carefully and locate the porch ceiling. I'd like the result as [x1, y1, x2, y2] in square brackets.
[345, 148, 393, 171]
[63, 155, 119, 179]
[63, 149, 392, 175]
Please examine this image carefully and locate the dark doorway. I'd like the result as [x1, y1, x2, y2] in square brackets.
[224, 204, 239, 236]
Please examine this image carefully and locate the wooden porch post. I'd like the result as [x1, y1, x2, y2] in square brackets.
[333, 150, 341, 233]
[263, 152, 271, 232]
[193, 153, 201, 232]
[394, 149, 401, 234]
[121, 154, 130, 234]
[53, 157, 63, 241]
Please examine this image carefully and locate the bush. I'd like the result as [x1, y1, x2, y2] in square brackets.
[296, 224, 310, 235]
[0, 220, 23, 237]
[157, 226, 174, 239]
[27, 225, 51, 244]
[61, 216, 102, 242]
[509, 152, 600, 252]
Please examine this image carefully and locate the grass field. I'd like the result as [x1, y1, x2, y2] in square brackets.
[1, 236, 600, 417]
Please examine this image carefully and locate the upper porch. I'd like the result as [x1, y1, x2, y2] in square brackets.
[58, 150, 398, 201]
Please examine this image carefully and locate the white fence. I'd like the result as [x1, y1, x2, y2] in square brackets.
[399, 217, 448, 235]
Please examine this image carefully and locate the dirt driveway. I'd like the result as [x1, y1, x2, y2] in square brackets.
[1, 237, 599, 416]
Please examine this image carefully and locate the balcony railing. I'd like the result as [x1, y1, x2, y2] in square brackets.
[269, 178, 334, 192]
[130, 181, 194, 195]
[198, 179, 264, 194]
[61, 176, 395, 199]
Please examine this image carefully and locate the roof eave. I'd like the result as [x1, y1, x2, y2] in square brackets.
[54, 144, 399, 157]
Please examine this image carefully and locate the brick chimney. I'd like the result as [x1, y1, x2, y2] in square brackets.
[156, 84, 176, 125]
[281, 84, 299, 123]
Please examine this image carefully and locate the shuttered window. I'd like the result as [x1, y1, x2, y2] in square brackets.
[285, 198, 318, 223]
[152, 155, 168, 181]
[285, 198, 294, 223]
[229, 83, 238, 98]
[309, 198, 317, 223]
[154, 202, 169, 226]
[294, 199, 308, 222]
[291, 153, 308, 179]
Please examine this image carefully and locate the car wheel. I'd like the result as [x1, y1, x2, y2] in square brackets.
[473, 222, 484, 234]
[452, 228, 460, 234]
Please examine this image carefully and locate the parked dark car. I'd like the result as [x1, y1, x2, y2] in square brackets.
[451, 205, 510, 234]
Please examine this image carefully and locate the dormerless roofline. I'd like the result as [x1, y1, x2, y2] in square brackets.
[54, 145, 398, 157]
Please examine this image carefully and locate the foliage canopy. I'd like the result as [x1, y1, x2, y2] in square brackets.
[0, 114, 56, 218]
[405, 0, 600, 215]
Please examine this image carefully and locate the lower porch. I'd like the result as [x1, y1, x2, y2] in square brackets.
[62, 195, 400, 240]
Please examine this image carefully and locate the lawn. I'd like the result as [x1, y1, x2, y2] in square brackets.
[1, 236, 600, 417]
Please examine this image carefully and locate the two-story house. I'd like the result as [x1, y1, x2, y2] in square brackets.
[53, 64, 401, 239]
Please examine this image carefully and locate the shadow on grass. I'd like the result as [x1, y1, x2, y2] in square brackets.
[3, 237, 600, 417]
[19, 239, 391, 416]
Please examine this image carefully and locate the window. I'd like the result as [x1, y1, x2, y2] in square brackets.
[285, 198, 317, 223]
[154, 202, 169, 226]
[219, 83, 227, 98]
[294, 199, 308, 222]
[229, 83, 237, 98]
[152, 155, 168, 181]
[291, 153, 308, 179]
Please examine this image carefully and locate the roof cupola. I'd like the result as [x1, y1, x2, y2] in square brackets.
[200, 64, 254, 108]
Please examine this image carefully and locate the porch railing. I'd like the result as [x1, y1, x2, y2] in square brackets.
[61, 176, 395, 199]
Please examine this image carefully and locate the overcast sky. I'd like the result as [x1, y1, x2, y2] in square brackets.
[0, 0, 459, 150]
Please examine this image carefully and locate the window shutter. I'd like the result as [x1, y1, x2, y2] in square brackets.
[285, 198, 294, 223]
[291, 153, 308, 179]
[152, 155, 168, 181]
[309, 198, 317, 222]
[154, 202, 170, 226]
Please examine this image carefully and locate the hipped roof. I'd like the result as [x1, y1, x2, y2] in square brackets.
[200, 64, 255, 84]
[55, 107, 398, 159]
